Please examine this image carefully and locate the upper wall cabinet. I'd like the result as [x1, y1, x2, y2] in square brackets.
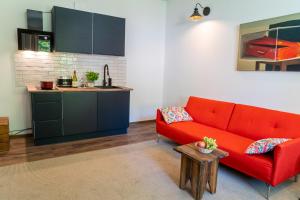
[52, 6, 125, 56]
[52, 6, 93, 54]
[93, 14, 125, 56]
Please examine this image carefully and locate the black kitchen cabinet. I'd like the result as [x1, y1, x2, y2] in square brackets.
[52, 6, 93, 54]
[30, 90, 131, 145]
[97, 91, 130, 131]
[31, 93, 63, 139]
[34, 120, 63, 139]
[93, 14, 126, 56]
[63, 92, 97, 135]
[52, 6, 125, 56]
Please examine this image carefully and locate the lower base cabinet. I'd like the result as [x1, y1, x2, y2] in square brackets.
[63, 92, 97, 135]
[98, 91, 130, 131]
[34, 120, 63, 139]
[31, 93, 63, 139]
[31, 91, 130, 145]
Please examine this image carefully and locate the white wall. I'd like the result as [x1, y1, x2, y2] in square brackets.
[4, 0, 300, 133]
[164, 0, 300, 114]
[0, 0, 166, 132]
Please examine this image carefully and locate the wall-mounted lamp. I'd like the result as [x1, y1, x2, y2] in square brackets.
[190, 3, 211, 21]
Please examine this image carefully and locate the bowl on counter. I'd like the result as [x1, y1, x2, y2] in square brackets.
[40, 81, 54, 90]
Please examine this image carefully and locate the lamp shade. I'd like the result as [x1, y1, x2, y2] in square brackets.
[190, 8, 202, 21]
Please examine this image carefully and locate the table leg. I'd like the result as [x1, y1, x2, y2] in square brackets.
[186, 158, 192, 184]
[272, 63, 276, 71]
[208, 159, 219, 194]
[191, 161, 199, 198]
[281, 62, 287, 71]
[196, 162, 208, 200]
[255, 62, 260, 71]
[180, 155, 190, 189]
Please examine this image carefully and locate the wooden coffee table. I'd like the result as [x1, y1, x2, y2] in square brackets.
[175, 143, 229, 200]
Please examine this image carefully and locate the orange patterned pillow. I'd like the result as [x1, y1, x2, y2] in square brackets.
[160, 106, 193, 124]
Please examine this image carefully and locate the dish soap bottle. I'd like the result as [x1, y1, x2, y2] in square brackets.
[72, 70, 78, 88]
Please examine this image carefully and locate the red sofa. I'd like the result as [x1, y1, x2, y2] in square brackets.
[156, 96, 300, 187]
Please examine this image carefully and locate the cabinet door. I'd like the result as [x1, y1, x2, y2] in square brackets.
[32, 98, 62, 121]
[63, 92, 97, 135]
[93, 13, 125, 56]
[52, 6, 93, 54]
[34, 120, 62, 139]
[98, 91, 130, 131]
[31, 93, 63, 139]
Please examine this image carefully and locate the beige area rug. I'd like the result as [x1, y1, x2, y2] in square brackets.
[0, 140, 299, 200]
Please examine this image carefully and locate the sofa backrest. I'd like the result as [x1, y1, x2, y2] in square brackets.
[228, 104, 300, 140]
[185, 96, 235, 130]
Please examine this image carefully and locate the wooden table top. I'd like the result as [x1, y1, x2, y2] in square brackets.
[27, 85, 133, 93]
[0, 117, 8, 126]
[175, 143, 229, 163]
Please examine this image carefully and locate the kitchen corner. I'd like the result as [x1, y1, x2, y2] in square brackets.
[15, 5, 133, 145]
[28, 84, 132, 145]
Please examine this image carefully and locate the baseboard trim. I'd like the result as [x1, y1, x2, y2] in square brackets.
[130, 119, 155, 124]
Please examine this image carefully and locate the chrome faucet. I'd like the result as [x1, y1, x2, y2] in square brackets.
[103, 64, 112, 87]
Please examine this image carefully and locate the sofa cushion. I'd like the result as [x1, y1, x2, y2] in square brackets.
[185, 97, 235, 130]
[169, 121, 273, 182]
[170, 121, 253, 153]
[160, 106, 193, 124]
[228, 104, 300, 140]
[245, 138, 291, 154]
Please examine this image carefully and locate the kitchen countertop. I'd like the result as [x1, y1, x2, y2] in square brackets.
[27, 85, 133, 93]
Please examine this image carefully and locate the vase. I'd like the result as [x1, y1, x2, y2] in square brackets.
[87, 82, 95, 88]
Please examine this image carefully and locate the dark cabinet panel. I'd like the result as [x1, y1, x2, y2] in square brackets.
[33, 102, 62, 121]
[63, 92, 97, 135]
[52, 6, 93, 54]
[31, 93, 63, 139]
[34, 120, 62, 139]
[98, 91, 129, 131]
[32, 93, 61, 102]
[93, 14, 125, 56]
[32, 93, 62, 121]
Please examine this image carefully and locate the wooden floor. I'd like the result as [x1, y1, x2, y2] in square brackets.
[0, 121, 156, 167]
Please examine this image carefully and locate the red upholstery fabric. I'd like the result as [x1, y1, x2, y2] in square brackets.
[228, 104, 300, 140]
[156, 96, 300, 187]
[272, 138, 300, 186]
[156, 113, 273, 183]
[185, 97, 235, 130]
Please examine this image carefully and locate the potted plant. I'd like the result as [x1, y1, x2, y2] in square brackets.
[86, 71, 99, 87]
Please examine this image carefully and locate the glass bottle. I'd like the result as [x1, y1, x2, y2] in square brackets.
[72, 70, 78, 88]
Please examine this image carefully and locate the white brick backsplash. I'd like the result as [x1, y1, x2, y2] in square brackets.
[15, 51, 127, 87]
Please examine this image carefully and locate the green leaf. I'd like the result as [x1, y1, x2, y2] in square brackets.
[86, 71, 99, 82]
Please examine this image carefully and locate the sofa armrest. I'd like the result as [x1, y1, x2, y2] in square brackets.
[156, 109, 163, 122]
[272, 138, 300, 186]
[156, 109, 167, 132]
